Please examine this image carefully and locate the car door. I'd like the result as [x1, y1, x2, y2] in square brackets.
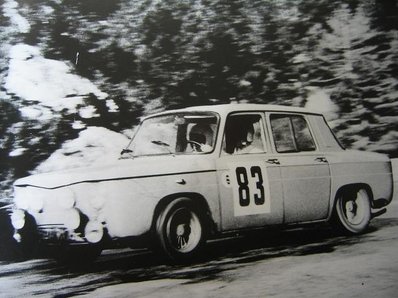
[267, 113, 331, 223]
[216, 112, 284, 231]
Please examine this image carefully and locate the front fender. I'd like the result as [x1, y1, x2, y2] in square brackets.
[72, 169, 220, 238]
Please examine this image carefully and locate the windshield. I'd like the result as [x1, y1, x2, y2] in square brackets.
[126, 112, 219, 156]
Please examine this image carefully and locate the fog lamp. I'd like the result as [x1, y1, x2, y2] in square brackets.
[13, 232, 22, 242]
[11, 209, 25, 230]
[85, 221, 104, 243]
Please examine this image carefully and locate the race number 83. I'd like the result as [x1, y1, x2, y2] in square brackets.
[235, 166, 265, 207]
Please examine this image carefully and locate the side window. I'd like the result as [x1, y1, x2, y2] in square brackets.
[223, 114, 266, 155]
[270, 114, 316, 153]
[291, 116, 316, 151]
[269, 116, 296, 152]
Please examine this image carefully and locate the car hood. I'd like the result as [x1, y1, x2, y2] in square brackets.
[14, 155, 216, 189]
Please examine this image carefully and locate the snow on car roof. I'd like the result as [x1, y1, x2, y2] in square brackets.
[146, 104, 322, 119]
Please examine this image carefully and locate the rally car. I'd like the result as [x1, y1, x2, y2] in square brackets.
[10, 104, 394, 263]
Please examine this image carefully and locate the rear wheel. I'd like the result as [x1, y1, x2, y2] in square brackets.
[155, 198, 207, 262]
[333, 188, 371, 234]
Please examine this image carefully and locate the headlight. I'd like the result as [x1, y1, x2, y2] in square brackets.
[64, 209, 81, 230]
[85, 221, 104, 243]
[11, 209, 25, 229]
[14, 194, 29, 210]
[14, 187, 45, 212]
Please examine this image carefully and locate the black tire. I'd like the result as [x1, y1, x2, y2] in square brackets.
[18, 213, 41, 259]
[0, 210, 22, 261]
[333, 188, 371, 234]
[155, 197, 207, 262]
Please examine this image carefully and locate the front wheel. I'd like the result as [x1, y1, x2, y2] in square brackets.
[155, 198, 207, 262]
[333, 188, 371, 234]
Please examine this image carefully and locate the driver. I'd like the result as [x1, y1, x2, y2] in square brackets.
[234, 122, 263, 154]
[188, 124, 213, 152]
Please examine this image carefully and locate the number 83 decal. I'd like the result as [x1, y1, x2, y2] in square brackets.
[236, 166, 265, 206]
[232, 165, 270, 216]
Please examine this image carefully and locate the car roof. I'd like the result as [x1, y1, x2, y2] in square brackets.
[145, 104, 322, 119]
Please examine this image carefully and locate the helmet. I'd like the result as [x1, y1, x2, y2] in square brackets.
[189, 124, 213, 146]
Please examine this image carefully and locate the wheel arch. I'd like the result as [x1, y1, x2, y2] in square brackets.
[151, 192, 218, 236]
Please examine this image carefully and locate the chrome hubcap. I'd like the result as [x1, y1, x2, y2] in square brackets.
[176, 224, 185, 236]
[344, 192, 366, 225]
[167, 208, 201, 253]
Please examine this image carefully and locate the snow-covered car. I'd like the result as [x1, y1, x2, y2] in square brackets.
[10, 104, 394, 263]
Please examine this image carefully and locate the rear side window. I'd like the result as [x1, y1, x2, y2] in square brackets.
[270, 114, 316, 153]
[310, 115, 343, 150]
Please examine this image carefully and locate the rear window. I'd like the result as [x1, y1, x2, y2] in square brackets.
[310, 115, 343, 150]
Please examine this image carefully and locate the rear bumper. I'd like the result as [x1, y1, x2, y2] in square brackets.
[372, 198, 391, 209]
[371, 208, 387, 219]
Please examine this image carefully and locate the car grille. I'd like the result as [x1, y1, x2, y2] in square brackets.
[37, 224, 68, 242]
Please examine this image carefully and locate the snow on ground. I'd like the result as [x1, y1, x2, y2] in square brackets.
[4, 44, 108, 120]
[33, 127, 129, 174]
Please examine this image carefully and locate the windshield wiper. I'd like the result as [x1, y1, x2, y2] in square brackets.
[151, 140, 170, 147]
[120, 148, 133, 155]
[151, 140, 174, 155]
[119, 148, 135, 160]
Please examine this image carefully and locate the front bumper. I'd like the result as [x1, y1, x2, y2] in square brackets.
[37, 224, 84, 244]
[10, 208, 105, 246]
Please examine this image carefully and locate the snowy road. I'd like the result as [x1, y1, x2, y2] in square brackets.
[1, 196, 397, 297]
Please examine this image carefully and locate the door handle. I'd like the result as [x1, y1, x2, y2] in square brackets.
[315, 157, 328, 163]
[266, 158, 280, 165]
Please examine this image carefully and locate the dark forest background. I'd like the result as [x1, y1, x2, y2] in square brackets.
[1, 0, 397, 201]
